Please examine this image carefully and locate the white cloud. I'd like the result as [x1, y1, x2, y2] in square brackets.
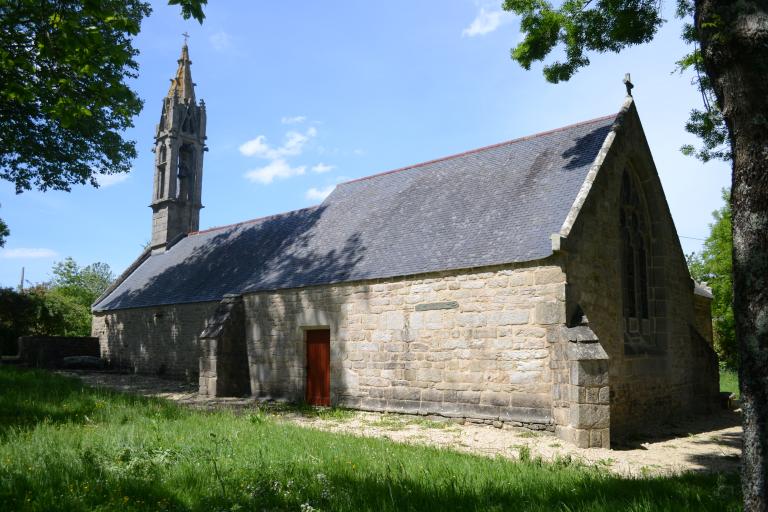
[244, 159, 306, 184]
[306, 185, 335, 202]
[239, 136, 272, 157]
[209, 31, 232, 51]
[311, 163, 335, 174]
[96, 173, 129, 187]
[281, 115, 307, 125]
[0, 248, 58, 259]
[462, 8, 510, 37]
[239, 127, 317, 160]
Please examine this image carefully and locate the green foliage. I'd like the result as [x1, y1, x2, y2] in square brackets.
[720, 367, 739, 399]
[0, 0, 151, 194]
[674, 0, 730, 162]
[0, 366, 743, 511]
[503, 0, 731, 162]
[687, 189, 735, 367]
[0, 0, 207, 245]
[45, 257, 114, 336]
[50, 257, 114, 305]
[0, 210, 8, 247]
[0, 285, 75, 354]
[503, 0, 663, 83]
[168, 0, 208, 23]
[0, 258, 113, 354]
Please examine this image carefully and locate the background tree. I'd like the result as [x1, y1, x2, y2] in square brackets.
[687, 189, 735, 367]
[0, 258, 113, 356]
[45, 257, 115, 336]
[501, 0, 768, 507]
[0, 0, 207, 247]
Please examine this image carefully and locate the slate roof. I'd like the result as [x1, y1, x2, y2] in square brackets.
[94, 113, 618, 311]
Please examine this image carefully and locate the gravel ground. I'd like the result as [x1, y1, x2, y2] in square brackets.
[63, 371, 742, 476]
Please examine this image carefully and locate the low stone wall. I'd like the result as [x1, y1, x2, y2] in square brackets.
[17, 336, 99, 368]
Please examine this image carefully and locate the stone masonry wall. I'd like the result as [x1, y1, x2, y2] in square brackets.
[92, 301, 218, 378]
[242, 261, 567, 428]
[693, 294, 714, 346]
[563, 102, 718, 440]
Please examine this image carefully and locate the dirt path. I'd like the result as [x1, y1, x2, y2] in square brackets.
[64, 371, 742, 477]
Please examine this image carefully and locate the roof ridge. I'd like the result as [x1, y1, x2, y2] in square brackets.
[189, 205, 320, 236]
[340, 112, 618, 186]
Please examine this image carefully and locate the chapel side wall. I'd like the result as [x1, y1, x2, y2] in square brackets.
[243, 263, 567, 427]
[564, 106, 718, 439]
[92, 301, 218, 378]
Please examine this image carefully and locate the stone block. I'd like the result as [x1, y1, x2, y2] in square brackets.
[534, 268, 565, 285]
[508, 392, 550, 409]
[507, 271, 534, 286]
[480, 391, 509, 407]
[570, 404, 609, 429]
[457, 313, 486, 327]
[387, 399, 421, 414]
[552, 406, 570, 426]
[360, 398, 387, 411]
[404, 368, 442, 382]
[381, 310, 406, 330]
[498, 406, 551, 424]
[555, 426, 590, 448]
[457, 390, 481, 404]
[391, 386, 421, 401]
[570, 360, 609, 386]
[461, 403, 500, 420]
[534, 302, 565, 325]
[590, 428, 610, 448]
[489, 310, 530, 326]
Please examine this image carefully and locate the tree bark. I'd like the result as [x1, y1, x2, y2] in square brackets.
[696, 0, 768, 509]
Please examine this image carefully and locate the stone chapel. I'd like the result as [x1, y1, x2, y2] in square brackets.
[92, 44, 719, 448]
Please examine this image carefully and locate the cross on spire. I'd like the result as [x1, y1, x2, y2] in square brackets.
[182, 31, 190, 45]
[623, 73, 634, 97]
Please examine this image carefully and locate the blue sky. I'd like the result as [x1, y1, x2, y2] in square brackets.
[0, 0, 731, 288]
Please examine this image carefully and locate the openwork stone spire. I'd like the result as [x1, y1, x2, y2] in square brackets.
[168, 43, 196, 102]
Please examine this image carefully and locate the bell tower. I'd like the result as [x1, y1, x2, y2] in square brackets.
[150, 43, 207, 251]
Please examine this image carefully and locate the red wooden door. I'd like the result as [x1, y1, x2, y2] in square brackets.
[305, 329, 330, 406]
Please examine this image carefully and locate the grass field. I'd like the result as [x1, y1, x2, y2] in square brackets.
[0, 367, 741, 511]
[720, 368, 739, 399]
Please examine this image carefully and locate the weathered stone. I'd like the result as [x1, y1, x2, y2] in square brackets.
[415, 301, 459, 311]
[570, 403, 610, 429]
[534, 302, 565, 325]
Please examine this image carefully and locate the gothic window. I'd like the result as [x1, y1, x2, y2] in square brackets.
[157, 165, 165, 199]
[176, 144, 195, 202]
[182, 110, 194, 133]
[620, 170, 654, 352]
[156, 144, 168, 199]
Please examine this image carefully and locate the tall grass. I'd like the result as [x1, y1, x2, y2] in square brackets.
[720, 367, 739, 399]
[0, 367, 740, 511]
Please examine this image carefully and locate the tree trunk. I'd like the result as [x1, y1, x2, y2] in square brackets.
[696, 0, 768, 509]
